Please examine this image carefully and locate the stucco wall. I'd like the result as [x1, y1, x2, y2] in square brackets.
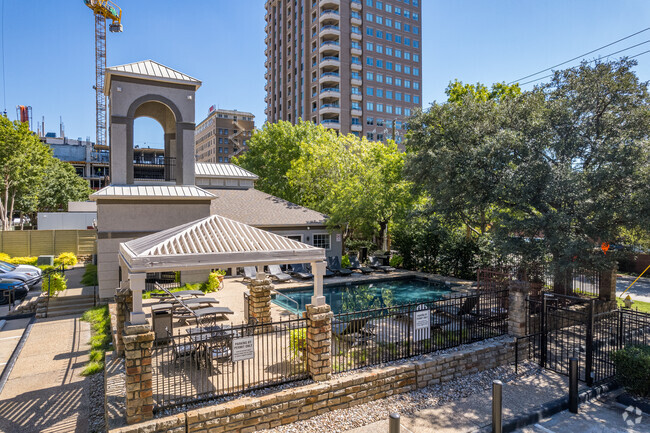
[259, 227, 343, 260]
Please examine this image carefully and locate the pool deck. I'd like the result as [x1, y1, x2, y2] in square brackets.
[141, 269, 476, 327]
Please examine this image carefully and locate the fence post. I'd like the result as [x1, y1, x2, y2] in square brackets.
[122, 321, 155, 424]
[492, 380, 503, 433]
[585, 300, 595, 387]
[598, 265, 617, 306]
[249, 274, 273, 331]
[508, 281, 529, 338]
[114, 282, 133, 357]
[540, 294, 548, 368]
[569, 357, 579, 413]
[305, 303, 333, 381]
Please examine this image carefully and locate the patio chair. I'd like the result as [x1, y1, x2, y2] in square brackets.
[327, 256, 353, 276]
[243, 266, 258, 281]
[268, 265, 292, 282]
[332, 316, 375, 345]
[349, 255, 373, 274]
[157, 285, 220, 309]
[433, 295, 479, 317]
[170, 292, 235, 325]
[369, 256, 396, 273]
[288, 263, 314, 280]
[166, 328, 197, 363]
[150, 288, 205, 300]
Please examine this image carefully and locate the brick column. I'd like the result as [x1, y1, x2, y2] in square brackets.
[114, 285, 133, 357]
[508, 281, 529, 338]
[598, 265, 617, 302]
[305, 303, 332, 381]
[248, 276, 272, 328]
[122, 322, 155, 424]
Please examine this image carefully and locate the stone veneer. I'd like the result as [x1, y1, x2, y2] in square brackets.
[122, 322, 155, 424]
[305, 303, 333, 381]
[108, 338, 521, 433]
[248, 278, 272, 329]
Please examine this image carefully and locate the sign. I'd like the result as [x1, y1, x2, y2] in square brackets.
[336, 233, 342, 242]
[601, 242, 610, 255]
[413, 308, 430, 341]
[231, 336, 255, 362]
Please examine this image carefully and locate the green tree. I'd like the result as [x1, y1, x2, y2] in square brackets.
[445, 80, 521, 104]
[406, 59, 650, 289]
[0, 117, 50, 230]
[37, 158, 92, 212]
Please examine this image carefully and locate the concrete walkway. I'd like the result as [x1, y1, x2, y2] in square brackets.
[0, 315, 91, 433]
[347, 370, 577, 433]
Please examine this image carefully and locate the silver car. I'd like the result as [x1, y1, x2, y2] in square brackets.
[0, 261, 42, 288]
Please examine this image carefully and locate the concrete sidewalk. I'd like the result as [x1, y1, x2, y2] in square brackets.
[0, 315, 91, 433]
[347, 370, 577, 433]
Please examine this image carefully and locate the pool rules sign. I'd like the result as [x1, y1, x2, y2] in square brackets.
[232, 336, 255, 362]
[413, 307, 430, 341]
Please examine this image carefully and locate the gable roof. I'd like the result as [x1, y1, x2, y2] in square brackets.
[209, 188, 328, 228]
[105, 60, 201, 92]
[195, 163, 258, 180]
[90, 185, 215, 200]
[120, 214, 325, 272]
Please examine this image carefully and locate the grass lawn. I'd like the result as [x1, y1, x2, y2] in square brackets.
[80, 305, 111, 375]
[618, 298, 650, 314]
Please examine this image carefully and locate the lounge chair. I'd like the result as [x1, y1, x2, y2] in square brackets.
[369, 256, 396, 273]
[332, 316, 375, 345]
[243, 266, 258, 281]
[349, 255, 373, 274]
[268, 265, 292, 282]
[155, 286, 220, 309]
[288, 263, 313, 280]
[150, 288, 205, 299]
[327, 256, 353, 276]
[168, 291, 234, 325]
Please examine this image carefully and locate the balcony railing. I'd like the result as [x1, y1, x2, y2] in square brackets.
[321, 25, 340, 31]
[321, 72, 340, 78]
[320, 40, 340, 47]
[321, 103, 340, 108]
[321, 56, 340, 62]
[320, 9, 339, 16]
[133, 156, 176, 181]
[320, 87, 340, 93]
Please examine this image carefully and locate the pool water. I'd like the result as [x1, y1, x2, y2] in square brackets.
[272, 278, 452, 315]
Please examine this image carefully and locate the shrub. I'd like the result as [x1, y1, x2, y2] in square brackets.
[207, 271, 223, 292]
[42, 273, 67, 296]
[0, 253, 10, 262]
[611, 345, 650, 397]
[54, 252, 78, 268]
[81, 264, 98, 286]
[341, 254, 351, 268]
[389, 255, 404, 268]
[289, 328, 307, 359]
[7, 256, 38, 266]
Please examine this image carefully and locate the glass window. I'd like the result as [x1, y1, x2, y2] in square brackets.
[413, 54, 419, 62]
[366, 102, 374, 111]
[413, 40, 420, 48]
[376, 59, 383, 68]
[404, 93, 411, 102]
[366, 72, 374, 80]
[395, 78, 402, 86]
[414, 96, 420, 104]
[395, 7, 401, 15]
[404, 24, 411, 32]
[366, 13, 373, 20]
[376, 88, 383, 97]
[395, 21, 401, 30]
[413, 68, 419, 76]
[413, 81, 420, 90]
[366, 27, 374, 36]
[366, 0, 373, 5]
[376, 30, 383, 38]
[405, 108, 411, 116]
[404, 37, 411, 46]
[386, 105, 393, 114]
[405, 80, 411, 88]
[395, 49, 402, 58]
[386, 90, 393, 99]
[395, 64, 402, 72]
[376, 44, 383, 53]
[376, 1, 383, 9]
[404, 9, 410, 18]
[395, 35, 402, 43]
[385, 4, 392, 12]
[413, 12, 419, 20]
[386, 32, 393, 41]
[376, 15, 383, 25]
[366, 117, 374, 125]
[377, 133, 384, 140]
[386, 47, 393, 56]
[386, 62, 393, 70]
[313, 234, 331, 249]
[386, 18, 392, 27]
[376, 104, 384, 112]
[386, 76, 393, 85]
[404, 52, 411, 60]
[367, 132, 374, 140]
[366, 42, 374, 50]
[367, 57, 374, 66]
[396, 92, 402, 101]
[367, 87, 374, 96]
[376, 73, 384, 82]
[377, 119, 384, 126]
[413, 26, 419, 35]
[405, 66, 411, 74]
[218, 157, 223, 162]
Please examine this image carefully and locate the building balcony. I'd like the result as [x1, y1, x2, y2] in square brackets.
[319, 40, 341, 55]
[319, 71, 341, 85]
[319, 87, 341, 99]
[320, 118, 341, 129]
[351, 123, 363, 132]
[351, 47, 362, 56]
[319, 0, 340, 8]
[351, 108, 363, 117]
[319, 9, 340, 24]
[351, 93, 363, 101]
[351, 77, 362, 86]
[351, 16, 362, 26]
[351, 0, 362, 10]
[351, 62, 362, 71]
[320, 25, 340, 38]
[351, 31, 362, 41]
[320, 56, 340, 68]
[320, 103, 341, 115]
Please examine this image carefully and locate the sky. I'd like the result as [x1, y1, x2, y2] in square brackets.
[2, 0, 650, 149]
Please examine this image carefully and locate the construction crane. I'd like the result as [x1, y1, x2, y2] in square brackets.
[84, 0, 123, 149]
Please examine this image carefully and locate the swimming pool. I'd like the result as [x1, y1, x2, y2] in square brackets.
[272, 277, 452, 315]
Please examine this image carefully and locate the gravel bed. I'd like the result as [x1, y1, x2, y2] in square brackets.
[88, 371, 107, 433]
[259, 361, 541, 433]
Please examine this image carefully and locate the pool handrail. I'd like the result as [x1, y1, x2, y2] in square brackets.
[272, 289, 301, 319]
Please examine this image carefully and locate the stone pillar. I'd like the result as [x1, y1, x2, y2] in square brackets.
[128, 272, 147, 325]
[114, 285, 133, 357]
[508, 281, 529, 338]
[310, 260, 327, 306]
[248, 274, 272, 328]
[122, 322, 155, 424]
[598, 266, 617, 302]
[305, 303, 332, 381]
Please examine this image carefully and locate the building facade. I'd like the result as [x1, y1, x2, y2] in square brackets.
[41, 135, 110, 190]
[264, 0, 422, 144]
[195, 108, 255, 163]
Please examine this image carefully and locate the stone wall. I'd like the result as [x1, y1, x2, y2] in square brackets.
[108, 338, 519, 433]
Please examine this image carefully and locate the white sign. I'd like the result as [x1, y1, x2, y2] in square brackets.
[413, 309, 430, 342]
[336, 233, 342, 242]
[231, 336, 255, 362]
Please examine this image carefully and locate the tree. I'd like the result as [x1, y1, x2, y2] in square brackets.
[232, 120, 325, 204]
[405, 59, 650, 288]
[0, 117, 50, 230]
[37, 158, 93, 212]
[445, 80, 521, 104]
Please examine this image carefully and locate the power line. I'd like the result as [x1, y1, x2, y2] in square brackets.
[517, 41, 650, 87]
[509, 27, 650, 84]
[1, 0, 5, 114]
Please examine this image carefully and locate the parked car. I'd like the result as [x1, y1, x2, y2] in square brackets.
[0, 261, 42, 288]
[0, 278, 29, 305]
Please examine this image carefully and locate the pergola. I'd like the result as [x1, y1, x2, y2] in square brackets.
[118, 214, 327, 324]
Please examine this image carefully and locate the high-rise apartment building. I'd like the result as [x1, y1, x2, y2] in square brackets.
[264, 0, 422, 144]
[195, 107, 255, 163]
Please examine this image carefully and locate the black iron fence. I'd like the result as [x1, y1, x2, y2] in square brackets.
[145, 272, 179, 292]
[331, 289, 509, 373]
[152, 316, 309, 411]
[523, 293, 650, 385]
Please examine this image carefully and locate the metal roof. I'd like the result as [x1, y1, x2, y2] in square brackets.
[90, 185, 215, 201]
[105, 60, 201, 92]
[120, 214, 326, 272]
[195, 163, 259, 180]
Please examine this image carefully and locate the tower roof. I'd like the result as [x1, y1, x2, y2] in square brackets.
[105, 60, 201, 93]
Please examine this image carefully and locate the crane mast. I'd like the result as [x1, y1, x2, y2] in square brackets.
[84, 0, 123, 149]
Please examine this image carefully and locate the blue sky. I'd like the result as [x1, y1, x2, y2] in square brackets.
[2, 0, 650, 148]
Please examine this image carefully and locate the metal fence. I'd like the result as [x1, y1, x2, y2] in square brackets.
[331, 289, 509, 373]
[523, 294, 650, 385]
[152, 316, 308, 411]
[145, 272, 179, 292]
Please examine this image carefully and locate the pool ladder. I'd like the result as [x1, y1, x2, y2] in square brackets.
[272, 290, 302, 319]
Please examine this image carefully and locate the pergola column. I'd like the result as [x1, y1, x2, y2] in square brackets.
[128, 272, 147, 325]
[310, 260, 327, 306]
